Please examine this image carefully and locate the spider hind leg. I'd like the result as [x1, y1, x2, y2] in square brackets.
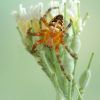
[64, 45, 78, 59]
[56, 51, 71, 81]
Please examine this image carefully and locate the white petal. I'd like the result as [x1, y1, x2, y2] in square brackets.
[19, 4, 27, 16]
[12, 10, 19, 20]
[12, 10, 17, 15]
[32, 2, 43, 20]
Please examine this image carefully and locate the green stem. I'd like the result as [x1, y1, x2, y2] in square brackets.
[77, 52, 94, 100]
[68, 81, 72, 100]
[64, 2, 67, 21]
[56, 92, 66, 100]
[73, 60, 77, 75]
[75, 84, 82, 100]
[82, 13, 89, 25]
[87, 52, 94, 70]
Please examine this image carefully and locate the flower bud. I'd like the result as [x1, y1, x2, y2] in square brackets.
[62, 51, 74, 80]
[71, 34, 81, 54]
[79, 69, 91, 90]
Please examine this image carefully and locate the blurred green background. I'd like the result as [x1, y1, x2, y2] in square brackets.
[0, 0, 99, 100]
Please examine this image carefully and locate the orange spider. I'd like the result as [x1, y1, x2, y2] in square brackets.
[27, 7, 77, 64]
[27, 7, 77, 59]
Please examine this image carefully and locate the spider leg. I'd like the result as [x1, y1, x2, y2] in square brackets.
[63, 19, 78, 59]
[66, 19, 72, 29]
[40, 7, 59, 27]
[43, 7, 59, 18]
[55, 48, 71, 81]
[27, 27, 36, 36]
[64, 45, 78, 59]
[64, 19, 73, 35]
[27, 28, 49, 36]
[31, 39, 44, 53]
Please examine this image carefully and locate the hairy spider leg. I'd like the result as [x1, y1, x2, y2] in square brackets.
[43, 7, 59, 18]
[55, 47, 71, 81]
[62, 19, 78, 59]
[53, 32, 76, 80]
[64, 45, 78, 59]
[27, 27, 41, 36]
[53, 32, 71, 80]
[27, 28, 49, 36]
[64, 19, 73, 35]
[40, 7, 59, 27]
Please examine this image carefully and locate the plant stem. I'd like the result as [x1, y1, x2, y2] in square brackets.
[75, 84, 82, 100]
[87, 52, 94, 70]
[72, 60, 77, 96]
[68, 81, 72, 100]
[56, 92, 66, 100]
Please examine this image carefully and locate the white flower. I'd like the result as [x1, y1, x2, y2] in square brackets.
[12, 3, 43, 21]
[19, 4, 27, 17]
[12, 3, 44, 34]
[30, 2, 43, 20]
[12, 4, 28, 21]
[67, 0, 80, 18]
[12, 10, 19, 21]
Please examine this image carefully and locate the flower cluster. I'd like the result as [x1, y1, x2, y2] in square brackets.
[12, 0, 93, 100]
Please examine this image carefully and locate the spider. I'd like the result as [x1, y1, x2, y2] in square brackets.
[27, 7, 78, 80]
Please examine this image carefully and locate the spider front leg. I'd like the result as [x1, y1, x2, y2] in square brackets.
[27, 27, 49, 36]
[40, 7, 59, 27]
[27, 27, 43, 36]
[31, 39, 44, 53]
[27, 27, 36, 36]
[27, 28, 45, 53]
[27, 27, 51, 51]
[43, 7, 59, 18]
